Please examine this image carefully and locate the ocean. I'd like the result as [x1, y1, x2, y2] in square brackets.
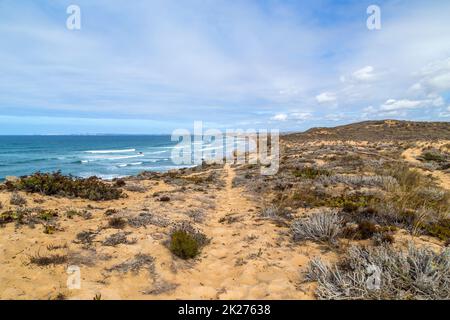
[0, 135, 251, 181]
[0, 135, 187, 181]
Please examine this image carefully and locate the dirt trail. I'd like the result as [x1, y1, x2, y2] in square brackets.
[169, 164, 315, 299]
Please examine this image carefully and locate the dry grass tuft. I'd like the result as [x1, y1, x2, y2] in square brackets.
[304, 243, 450, 300]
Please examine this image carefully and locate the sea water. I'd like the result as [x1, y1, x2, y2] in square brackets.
[0, 135, 250, 181]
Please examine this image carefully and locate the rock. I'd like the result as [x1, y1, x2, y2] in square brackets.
[5, 176, 18, 182]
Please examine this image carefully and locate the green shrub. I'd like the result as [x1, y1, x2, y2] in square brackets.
[292, 167, 330, 179]
[38, 210, 58, 222]
[169, 230, 199, 259]
[43, 224, 56, 234]
[6, 171, 123, 201]
[342, 220, 379, 240]
[342, 201, 360, 213]
[423, 219, 450, 242]
[421, 151, 445, 162]
[0, 211, 16, 225]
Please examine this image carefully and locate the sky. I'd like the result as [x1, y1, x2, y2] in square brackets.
[0, 0, 450, 134]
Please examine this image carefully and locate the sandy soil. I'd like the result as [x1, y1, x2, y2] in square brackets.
[402, 142, 450, 190]
[0, 165, 325, 300]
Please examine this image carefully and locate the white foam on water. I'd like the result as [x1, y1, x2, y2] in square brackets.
[84, 149, 136, 154]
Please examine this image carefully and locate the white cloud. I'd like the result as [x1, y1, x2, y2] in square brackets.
[325, 113, 346, 121]
[316, 92, 336, 103]
[380, 99, 426, 111]
[413, 58, 450, 94]
[352, 66, 375, 81]
[270, 112, 312, 122]
[271, 113, 288, 121]
[290, 112, 312, 121]
[432, 96, 445, 107]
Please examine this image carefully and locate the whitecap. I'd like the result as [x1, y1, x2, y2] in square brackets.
[84, 149, 136, 154]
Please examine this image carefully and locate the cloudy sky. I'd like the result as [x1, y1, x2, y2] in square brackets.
[1, 0, 449, 134]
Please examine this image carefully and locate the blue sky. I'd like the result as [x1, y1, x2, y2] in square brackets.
[0, 0, 449, 134]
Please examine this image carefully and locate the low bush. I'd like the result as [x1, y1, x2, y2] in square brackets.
[102, 232, 136, 247]
[29, 252, 68, 266]
[169, 230, 199, 259]
[342, 220, 379, 240]
[292, 167, 330, 179]
[10, 192, 27, 206]
[292, 210, 342, 244]
[260, 205, 292, 220]
[108, 254, 155, 274]
[38, 210, 58, 222]
[6, 171, 123, 201]
[108, 217, 127, 229]
[423, 219, 450, 243]
[420, 151, 446, 162]
[169, 222, 209, 259]
[304, 244, 450, 300]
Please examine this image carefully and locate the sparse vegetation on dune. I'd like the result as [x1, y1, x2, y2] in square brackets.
[1, 120, 449, 300]
[5, 171, 124, 201]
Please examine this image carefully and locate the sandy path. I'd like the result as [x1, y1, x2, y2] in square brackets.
[165, 164, 316, 299]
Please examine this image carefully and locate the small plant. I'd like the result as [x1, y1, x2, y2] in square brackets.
[342, 220, 379, 240]
[43, 224, 57, 234]
[114, 179, 126, 187]
[169, 230, 199, 259]
[38, 210, 58, 222]
[292, 167, 330, 179]
[10, 192, 27, 206]
[65, 210, 79, 219]
[53, 293, 67, 300]
[29, 252, 68, 266]
[342, 201, 359, 213]
[373, 232, 395, 246]
[127, 212, 170, 228]
[168, 222, 209, 259]
[93, 293, 102, 300]
[105, 209, 118, 216]
[108, 254, 155, 274]
[75, 230, 97, 245]
[102, 232, 137, 247]
[0, 211, 15, 225]
[420, 151, 445, 162]
[260, 205, 292, 220]
[292, 210, 342, 244]
[423, 219, 450, 242]
[108, 217, 127, 229]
